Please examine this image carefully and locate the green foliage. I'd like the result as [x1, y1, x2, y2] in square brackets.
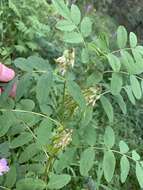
[0, 0, 51, 61]
[1, 1, 143, 190]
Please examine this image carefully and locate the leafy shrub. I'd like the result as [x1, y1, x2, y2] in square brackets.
[0, 0, 51, 62]
[1, 0, 143, 190]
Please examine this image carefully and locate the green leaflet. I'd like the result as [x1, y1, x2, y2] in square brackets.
[107, 54, 121, 72]
[47, 174, 71, 189]
[56, 20, 76, 32]
[100, 96, 114, 123]
[124, 85, 136, 105]
[81, 48, 89, 64]
[119, 140, 129, 154]
[16, 178, 46, 190]
[52, 0, 70, 20]
[117, 26, 127, 49]
[67, 80, 86, 109]
[111, 73, 122, 95]
[71, 4, 81, 25]
[115, 94, 127, 114]
[18, 143, 40, 164]
[80, 147, 95, 176]
[4, 165, 17, 188]
[10, 132, 33, 149]
[80, 17, 92, 37]
[103, 150, 116, 182]
[132, 150, 140, 161]
[129, 32, 137, 48]
[36, 73, 53, 112]
[17, 99, 35, 111]
[120, 156, 130, 183]
[130, 75, 142, 100]
[136, 162, 143, 188]
[63, 31, 83, 43]
[35, 119, 52, 146]
[104, 126, 115, 149]
[0, 112, 16, 137]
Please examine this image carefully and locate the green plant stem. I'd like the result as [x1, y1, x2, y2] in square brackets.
[103, 70, 143, 81]
[22, 121, 50, 159]
[60, 80, 66, 121]
[0, 109, 63, 128]
[73, 145, 135, 162]
[43, 156, 55, 182]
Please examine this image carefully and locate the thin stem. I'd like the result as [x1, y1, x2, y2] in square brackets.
[103, 70, 143, 81]
[22, 121, 49, 159]
[0, 109, 63, 128]
[111, 47, 133, 54]
[99, 90, 111, 97]
[72, 145, 135, 162]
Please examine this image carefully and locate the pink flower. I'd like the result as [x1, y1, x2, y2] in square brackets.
[0, 158, 9, 175]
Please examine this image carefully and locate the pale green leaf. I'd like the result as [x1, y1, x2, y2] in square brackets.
[130, 75, 142, 100]
[119, 140, 129, 154]
[80, 148, 95, 176]
[81, 48, 89, 63]
[120, 156, 130, 183]
[10, 132, 33, 149]
[117, 26, 127, 48]
[111, 73, 122, 95]
[16, 178, 46, 190]
[124, 85, 136, 105]
[80, 17, 92, 37]
[107, 54, 121, 72]
[52, 0, 70, 20]
[136, 162, 143, 188]
[71, 4, 81, 25]
[132, 150, 140, 161]
[115, 94, 127, 114]
[63, 32, 83, 43]
[67, 80, 86, 109]
[48, 174, 71, 189]
[103, 151, 116, 182]
[100, 96, 114, 123]
[129, 32, 137, 48]
[36, 73, 53, 105]
[104, 126, 115, 148]
[56, 20, 76, 31]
